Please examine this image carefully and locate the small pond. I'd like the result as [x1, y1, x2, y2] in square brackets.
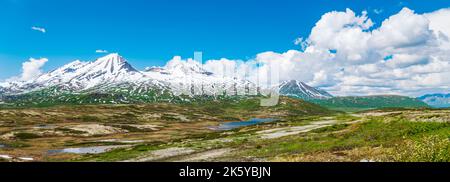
[210, 118, 276, 131]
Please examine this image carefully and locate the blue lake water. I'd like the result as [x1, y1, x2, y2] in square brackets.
[211, 118, 276, 131]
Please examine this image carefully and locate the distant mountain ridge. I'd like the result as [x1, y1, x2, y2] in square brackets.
[418, 93, 450, 108]
[279, 80, 333, 100]
[0, 53, 331, 106]
[0, 54, 252, 95]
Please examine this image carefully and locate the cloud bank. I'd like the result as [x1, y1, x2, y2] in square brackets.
[20, 58, 48, 81]
[173, 7, 450, 97]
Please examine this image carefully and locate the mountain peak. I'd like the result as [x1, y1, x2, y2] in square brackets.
[96, 53, 124, 63]
[93, 53, 137, 73]
[282, 80, 306, 86]
[164, 56, 213, 76]
[279, 80, 333, 100]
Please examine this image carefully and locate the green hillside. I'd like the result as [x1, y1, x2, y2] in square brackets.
[310, 95, 430, 112]
[0, 87, 334, 117]
[0, 86, 249, 108]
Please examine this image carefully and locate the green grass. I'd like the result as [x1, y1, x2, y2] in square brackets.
[311, 95, 430, 111]
[14, 132, 41, 140]
[77, 115, 101, 122]
[392, 135, 450, 162]
[1, 96, 334, 125]
[334, 114, 360, 121]
[311, 124, 350, 133]
[73, 143, 164, 162]
[326, 107, 372, 112]
[237, 117, 450, 161]
[55, 128, 87, 135]
[112, 125, 152, 132]
[0, 141, 31, 148]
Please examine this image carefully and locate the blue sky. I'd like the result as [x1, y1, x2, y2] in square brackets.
[1, 0, 450, 80]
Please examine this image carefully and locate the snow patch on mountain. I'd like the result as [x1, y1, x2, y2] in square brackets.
[0, 53, 331, 100]
[279, 80, 333, 100]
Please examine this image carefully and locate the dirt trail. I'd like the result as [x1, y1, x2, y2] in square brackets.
[256, 120, 338, 139]
[122, 147, 195, 162]
[255, 118, 365, 140]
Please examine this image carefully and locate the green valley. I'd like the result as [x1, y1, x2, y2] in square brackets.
[1, 96, 448, 162]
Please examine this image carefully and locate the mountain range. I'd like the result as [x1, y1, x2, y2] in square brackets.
[1, 53, 443, 110]
[279, 80, 333, 100]
[0, 53, 332, 106]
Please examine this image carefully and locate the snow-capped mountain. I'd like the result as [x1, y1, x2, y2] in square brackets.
[418, 93, 450, 108]
[160, 56, 213, 76]
[141, 56, 250, 96]
[0, 54, 143, 94]
[0, 53, 256, 97]
[279, 80, 333, 100]
[35, 53, 143, 90]
[0, 53, 331, 105]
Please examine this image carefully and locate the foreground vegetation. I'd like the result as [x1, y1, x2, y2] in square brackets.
[0, 97, 449, 162]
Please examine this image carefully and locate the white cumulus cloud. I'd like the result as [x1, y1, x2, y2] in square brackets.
[95, 50, 108, 53]
[31, 26, 46, 33]
[20, 58, 48, 81]
[196, 7, 450, 97]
